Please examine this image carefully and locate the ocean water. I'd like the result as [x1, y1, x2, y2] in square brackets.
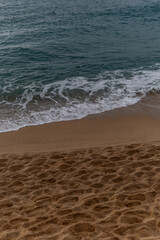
[1, 0, 160, 132]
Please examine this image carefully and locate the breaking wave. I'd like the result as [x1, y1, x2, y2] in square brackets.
[1, 65, 160, 132]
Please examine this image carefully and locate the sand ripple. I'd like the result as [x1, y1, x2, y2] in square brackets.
[0, 144, 160, 239]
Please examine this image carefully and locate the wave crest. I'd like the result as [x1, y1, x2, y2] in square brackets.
[1, 65, 160, 132]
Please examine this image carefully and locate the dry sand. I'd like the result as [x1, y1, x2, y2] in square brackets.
[1, 95, 160, 240]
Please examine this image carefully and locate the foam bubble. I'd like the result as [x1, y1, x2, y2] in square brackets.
[1, 65, 160, 132]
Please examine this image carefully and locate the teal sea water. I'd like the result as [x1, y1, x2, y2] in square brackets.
[1, 0, 160, 132]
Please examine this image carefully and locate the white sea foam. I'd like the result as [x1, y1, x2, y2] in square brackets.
[1, 66, 160, 132]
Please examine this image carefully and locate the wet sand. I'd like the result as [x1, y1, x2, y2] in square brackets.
[1, 95, 160, 239]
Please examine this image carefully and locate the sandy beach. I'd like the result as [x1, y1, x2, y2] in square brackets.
[1, 0, 160, 239]
[1, 96, 160, 240]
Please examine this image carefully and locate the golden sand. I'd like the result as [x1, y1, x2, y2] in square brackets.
[1, 97, 160, 239]
[1, 144, 160, 240]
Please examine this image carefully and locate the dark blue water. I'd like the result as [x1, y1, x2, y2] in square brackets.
[1, 0, 160, 131]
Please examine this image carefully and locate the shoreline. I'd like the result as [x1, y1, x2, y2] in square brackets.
[0, 94, 160, 154]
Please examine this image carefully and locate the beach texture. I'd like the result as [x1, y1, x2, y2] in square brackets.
[1, 1, 160, 239]
[1, 143, 160, 240]
[1, 99, 160, 240]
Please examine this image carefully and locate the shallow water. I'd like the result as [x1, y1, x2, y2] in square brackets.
[1, 0, 160, 132]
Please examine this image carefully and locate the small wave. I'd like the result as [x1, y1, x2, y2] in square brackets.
[1, 65, 160, 132]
